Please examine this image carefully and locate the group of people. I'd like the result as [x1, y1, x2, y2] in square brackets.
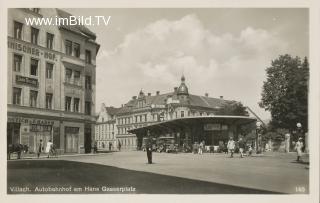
[192, 141, 206, 154]
[226, 137, 252, 158]
[37, 139, 56, 158]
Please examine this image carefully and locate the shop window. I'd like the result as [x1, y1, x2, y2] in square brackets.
[13, 54, 22, 72]
[46, 33, 54, 49]
[73, 43, 80, 58]
[65, 68, 72, 83]
[65, 96, 71, 111]
[65, 40, 72, 55]
[73, 98, 80, 112]
[74, 71, 81, 85]
[85, 75, 92, 90]
[46, 63, 53, 79]
[14, 21, 23, 39]
[12, 87, 21, 105]
[45, 93, 53, 109]
[30, 59, 38, 76]
[29, 90, 38, 107]
[85, 101, 91, 115]
[85, 50, 92, 64]
[31, 27, 39, 44]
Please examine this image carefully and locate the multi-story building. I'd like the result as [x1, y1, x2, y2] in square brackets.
[7, 8, 99, 154]
[95, 103, 118, 150]
[97, 75, 246, 150]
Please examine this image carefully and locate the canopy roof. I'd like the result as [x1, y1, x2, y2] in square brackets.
[128, 115, 256, 134]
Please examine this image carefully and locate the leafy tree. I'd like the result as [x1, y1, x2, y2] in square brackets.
[259, 55, 309, 132]
[216, 101, 249, 116]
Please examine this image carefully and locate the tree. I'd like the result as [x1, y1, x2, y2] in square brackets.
[259, 54, 309, 132]
[216, 101, 249, 116]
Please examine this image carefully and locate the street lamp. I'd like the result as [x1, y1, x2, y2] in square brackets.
[256, 121, 262, 154]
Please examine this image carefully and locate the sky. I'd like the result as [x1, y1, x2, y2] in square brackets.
[66, 8, 309, 120]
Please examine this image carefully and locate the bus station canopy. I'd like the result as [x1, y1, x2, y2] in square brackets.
[128, 115, 257, 135]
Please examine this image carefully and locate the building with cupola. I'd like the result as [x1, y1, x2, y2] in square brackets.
[97, 75, 255, 151]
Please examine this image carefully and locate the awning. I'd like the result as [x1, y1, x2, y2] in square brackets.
[128, 115, 256, 134]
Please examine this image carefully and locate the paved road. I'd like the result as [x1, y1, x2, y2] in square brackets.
[7, 151, 308, 194]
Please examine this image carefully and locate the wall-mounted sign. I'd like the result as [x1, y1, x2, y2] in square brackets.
[30, 124, 52, 132]
[8, 40, 56, 61]
[8, 116, 54, 126]
[204, 123, 221, 131]
[16, 75, 39, 87]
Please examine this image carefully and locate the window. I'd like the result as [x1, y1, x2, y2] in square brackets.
[31, 27, 39, 44]
[29, 90, 38, 107]
[46, 63, 53, 79]
[139, 115, 142, 123]
[12, 87, 21, 105]
[85, 50, 91, 64]
[181, 111, 184, 118]
[65, 68, 72, 83]
[73, 43, 80, 58]
[65, 96, 72, 111]
[46, 93, 53, 109]
[85, 75, 91, 89]
[30, 59, 38, 76]
[73, 98, 80, 112]
[30, 8, 40, 13]
[144, 114, 147, 122]
[74, 71, 80, 85]
[46, 33, 54, 49]
[85, 101, 91, 115]
[65, 40, 72, 55]
[13, 54, 22, 72]
[14, 21, 23, 39]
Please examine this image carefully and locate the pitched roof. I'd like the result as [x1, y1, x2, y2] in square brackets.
[116, 92, 233, 115]
[56, 9, 97, 40]
[105, 106, 120, 115]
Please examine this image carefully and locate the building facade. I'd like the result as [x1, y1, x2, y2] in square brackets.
[95, 103, 118, 150]
[97, 75, 250, 150]
[7, 8, 99, 154]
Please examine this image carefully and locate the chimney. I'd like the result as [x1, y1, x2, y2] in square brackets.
[132, 96, 137, 100]
[148, 93, 151, 96]
[205, 93, 209, 97]
[156, 91, 160, 95]
[220, 96, 224, 99]
[174, 87, 178, 92]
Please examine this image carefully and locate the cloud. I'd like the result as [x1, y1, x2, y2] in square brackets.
[95, 14, 288, 119]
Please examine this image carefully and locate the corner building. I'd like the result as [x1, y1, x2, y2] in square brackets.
[7, 8, 99, 154]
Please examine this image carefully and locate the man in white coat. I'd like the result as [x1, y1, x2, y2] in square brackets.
[295, 137, 304, 162]
[227, 137, 235, 158]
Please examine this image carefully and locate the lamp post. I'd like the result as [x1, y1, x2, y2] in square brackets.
[256, 121, 262, 154]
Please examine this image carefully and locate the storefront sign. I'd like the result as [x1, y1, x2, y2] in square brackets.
[8, 40, 56, 61]
[65, 127, 79, 134]
[16, 75, 39, 87]
[8, 117, 54, 126]
[204, 123, 221, 131]
[30, 124, 52, 132]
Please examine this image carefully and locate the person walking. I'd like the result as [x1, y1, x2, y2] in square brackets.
[118, 141, 122, 151]
[46, 139, 53, 158]
[109, 142, 112, 151]
[37, 139, 43, 158]
[198, 141, 204, 155]
[146, 131, 153, 164]
[295, 137, 304, 162]
[238, 137, 245, 158]
[227, 137, 235, 158]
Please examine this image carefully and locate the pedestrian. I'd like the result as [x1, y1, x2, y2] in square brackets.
[295, 137, 304, 162]
[46, 139, 53, 158]
[37, 139, 43, 158]
[238, 137, 245, 158]
[118, 141, 122, 151]
[93, 141, 98, 153]
[198, 141, 204, 155]
[227, 137, 235, 158]
[146, 131, 153, 164]
[109, 142, 112, 151]
[247, 145, 253, 156]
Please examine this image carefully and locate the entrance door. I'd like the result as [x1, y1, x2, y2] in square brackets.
[84, 127, 92, 153]
[65, 127, 79, 153]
